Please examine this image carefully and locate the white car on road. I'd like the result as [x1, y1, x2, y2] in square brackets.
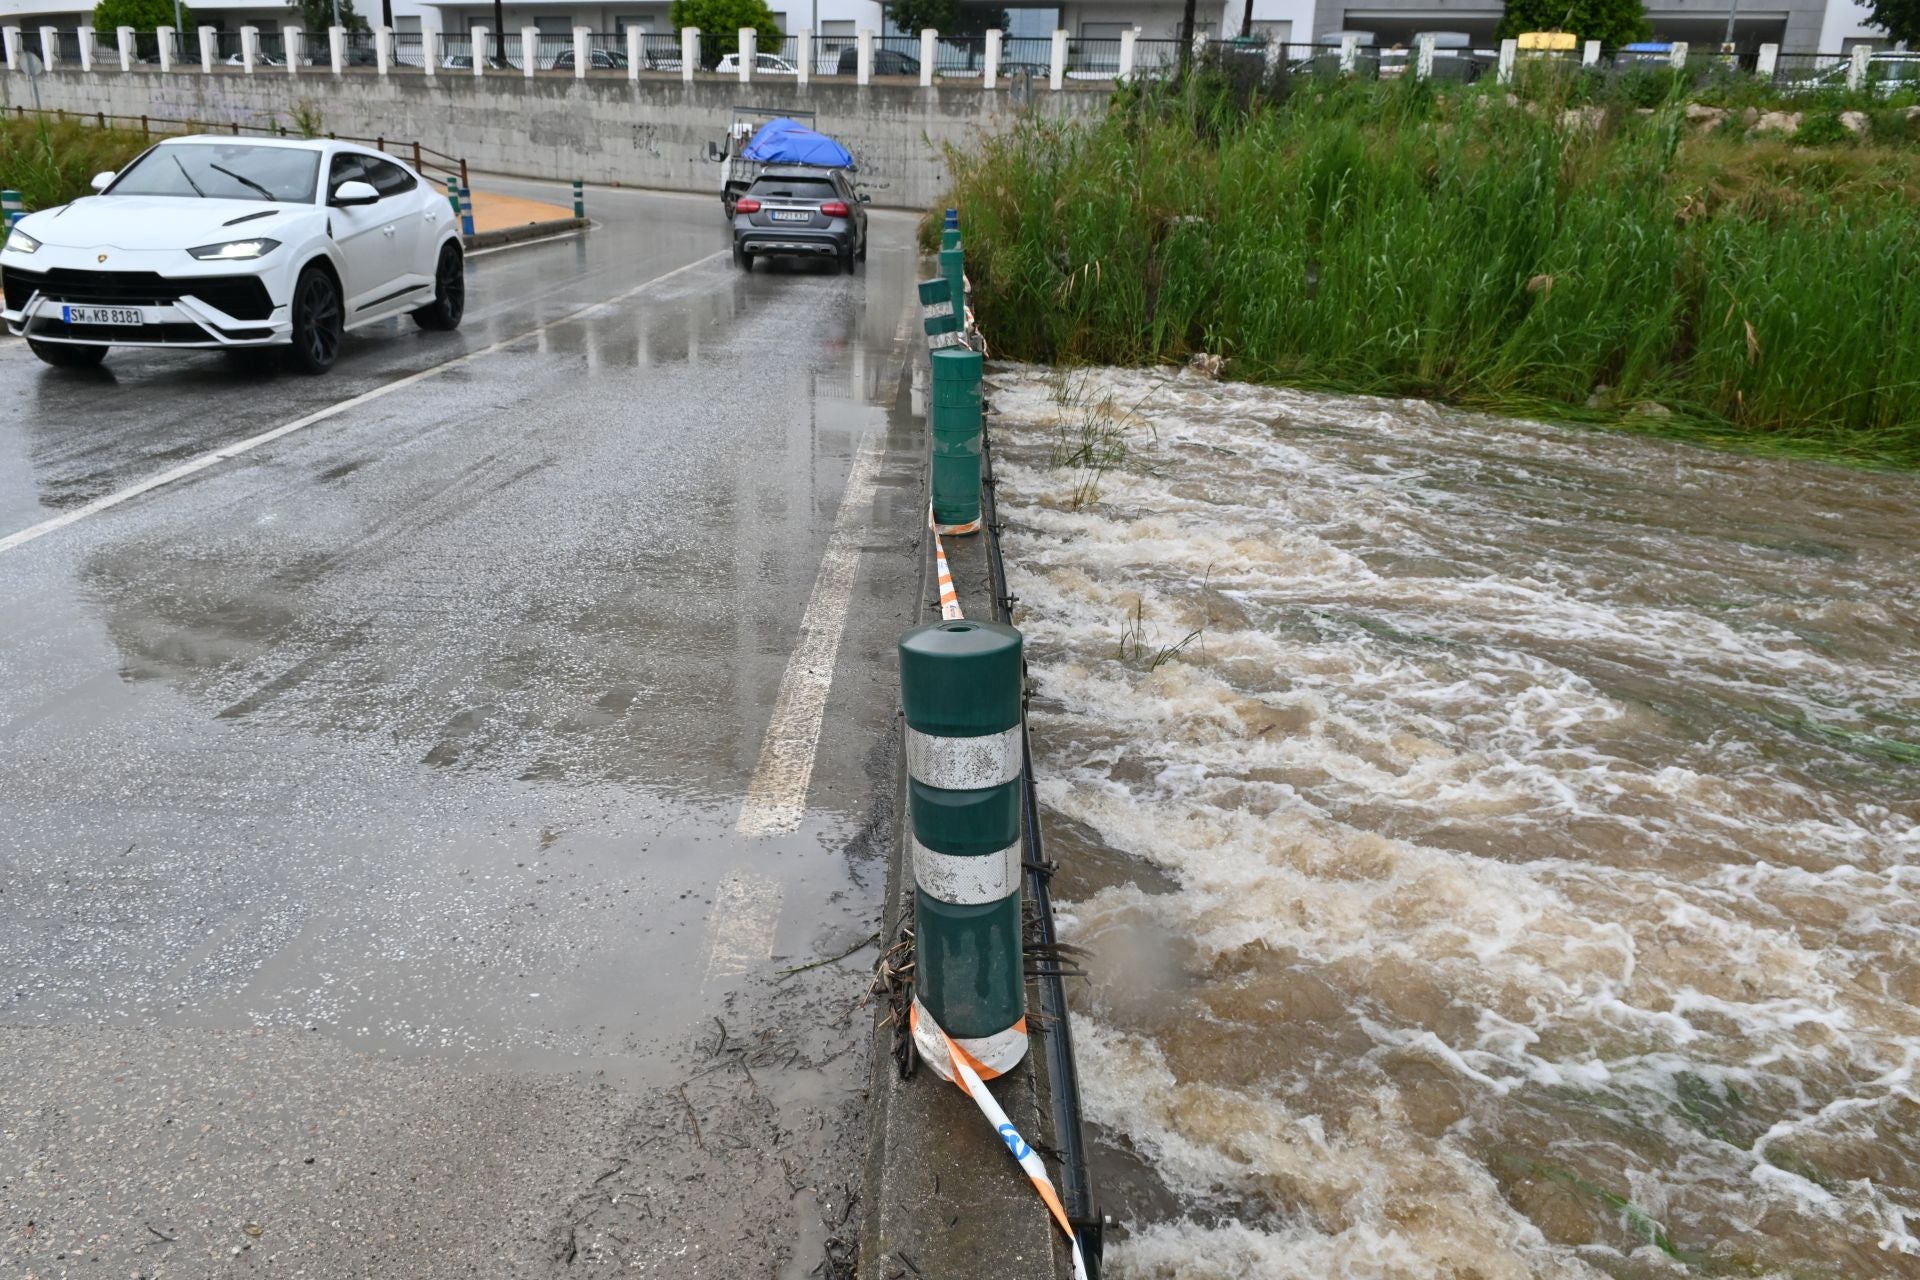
[1, 135, 464, 373]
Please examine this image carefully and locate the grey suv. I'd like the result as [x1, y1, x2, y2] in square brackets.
[730, 167, 869, 271]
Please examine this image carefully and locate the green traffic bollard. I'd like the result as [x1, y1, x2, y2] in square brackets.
[444, 175, 459, 217]
[2, 189, 22, 229]
[938, 247, 966, 331]
[572, 178, 584, 218]
[900, 618, 1028, 1079]
[940, 226, 961, 251]
[930, 347, 983, 532]
[919, 276, 959, 346]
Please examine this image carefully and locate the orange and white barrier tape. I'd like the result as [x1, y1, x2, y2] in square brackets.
[911, 1001, 1091, 1280]
[931, 498, 981, 540]
[930, 505, 964, 620]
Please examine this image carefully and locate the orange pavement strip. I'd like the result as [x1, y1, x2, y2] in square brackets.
[467, 191, 577, 234]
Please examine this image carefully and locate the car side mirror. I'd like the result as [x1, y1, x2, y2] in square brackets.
[90, 171, 116, 193]
[330, 180, 380, 207]
[857, 193, 871, 204]
[705, 141, 725, 162]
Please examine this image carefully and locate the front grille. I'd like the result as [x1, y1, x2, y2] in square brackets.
[27, 319, 220, 345]
[1, 267, 275, 320]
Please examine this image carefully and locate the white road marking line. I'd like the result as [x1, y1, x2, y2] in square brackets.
[700, 872, 785, 987]
[0, 249, 729, 558]
[735, 429, 889, 837]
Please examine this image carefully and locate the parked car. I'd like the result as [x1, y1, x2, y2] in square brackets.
[730, 165, 868, 271]
[714, 51, 798, 75]
[1614, 41, 1674, 66]
[442, 52, 514, 69]
[224, 50, 285, 66]
[0, 136, 463, 373]
[836, 45, 918, 76]
[1785, 50, 1920, 95]
[548, 47, 627, 70]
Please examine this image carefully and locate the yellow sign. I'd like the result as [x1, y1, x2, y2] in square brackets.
[1517, 30, 1580, 50]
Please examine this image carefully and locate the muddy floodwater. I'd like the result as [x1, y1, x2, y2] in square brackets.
[986, 367, 1920, 1279]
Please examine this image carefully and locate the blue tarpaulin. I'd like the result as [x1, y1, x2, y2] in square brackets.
[741, 119, 854, 169]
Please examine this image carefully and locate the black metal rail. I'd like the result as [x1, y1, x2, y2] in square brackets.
[981, 424, 1104, 1277]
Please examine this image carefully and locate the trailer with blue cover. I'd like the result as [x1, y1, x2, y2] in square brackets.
[708, 109, 858, 218]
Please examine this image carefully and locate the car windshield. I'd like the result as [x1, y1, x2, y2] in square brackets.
[751, 178, 839, 201]
[111, 143, 321, 203]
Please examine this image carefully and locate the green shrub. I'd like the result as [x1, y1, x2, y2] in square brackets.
[1792, 111, 1853, 146]
[0, 115, 154, 213]
[945, 80, 1920, 466]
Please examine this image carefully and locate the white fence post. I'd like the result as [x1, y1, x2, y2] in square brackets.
[1669, 40, 1688, 68]
[1497, 37, 1516, 83]
[373, 24, 390, 74]
[1847, 42, 1870, 89]
[1755, 42, 1778, 77]
[284, 26, 302, 72]
[1, 27, 20, 71]
[422, 27, 436, 75]
[1339, 32, 1358, 74]
[1415, 32, 1433, 78]
[38, 26, 59, 69]
[626, 25, 640, 79]
[117, 25, 134, 70]
[681, 26, 698, 81]
[984, 27, 1001, 87]
[240, 25, 258, 72]
[198, 25, 215, 72]
[1049, 28, 1066, 88]
[76, 29, 94, 71]
[471, 24, 487, 73]
[157, 25, 176, 70]
[328, 25, 343, 73]
[572, 25, 588, 77]
[522, 26, 537, 75]
[1582, 38, 1600, 66]
[1118, 27, 1136, 78]
[738, 26, 754, 80]
[796, 27, 810, 83]
[856, 28, 872, 83]
[920, 27, 936, 84]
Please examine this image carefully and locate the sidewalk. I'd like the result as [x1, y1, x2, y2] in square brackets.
[464, 190, 586, 249]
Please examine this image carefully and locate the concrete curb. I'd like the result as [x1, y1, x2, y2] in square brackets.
[462, 216, 589, 251]
[858, 503, 1070, 1280]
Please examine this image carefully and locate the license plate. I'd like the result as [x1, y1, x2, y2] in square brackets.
[770, 211, 811, 223]
[62, 305, 144, 326]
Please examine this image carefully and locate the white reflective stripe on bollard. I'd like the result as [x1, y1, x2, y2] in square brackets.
[904, 724, 1022, 791]
[912, 836, 1021, 905]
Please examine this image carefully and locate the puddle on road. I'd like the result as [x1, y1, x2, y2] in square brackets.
[988, 366, 1920, 1278]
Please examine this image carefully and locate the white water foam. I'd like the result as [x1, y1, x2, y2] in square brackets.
[992, 367, 1920, 1279]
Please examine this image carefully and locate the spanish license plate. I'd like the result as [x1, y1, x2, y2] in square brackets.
[62, 305, 144, 326]
[771, 211, 810, 222]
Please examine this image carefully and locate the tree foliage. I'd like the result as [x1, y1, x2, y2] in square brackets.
[1497, 0, 1650, 49]
[887, 0, 1009, 37]
[91, 0, 192, 33]
[296, 0, 368, 34]
[1865, 0, 1920, 45]
[669, 0, 782, 63]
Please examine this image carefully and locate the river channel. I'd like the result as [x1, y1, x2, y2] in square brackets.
[988, 366, 1920, 1279]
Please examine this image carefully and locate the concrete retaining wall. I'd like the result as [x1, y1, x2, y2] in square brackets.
[0, 70, 1110, 209]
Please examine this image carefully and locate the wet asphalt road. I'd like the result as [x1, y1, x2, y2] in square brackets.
[0, 182, 926, 1276]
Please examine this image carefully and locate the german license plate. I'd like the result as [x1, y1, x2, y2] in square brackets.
[62, 305, 143, 325]
[771, 211, 810, 222]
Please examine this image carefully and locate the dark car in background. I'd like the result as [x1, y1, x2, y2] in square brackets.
[730, 166, 869, 271]
[836, 46, 919, 76]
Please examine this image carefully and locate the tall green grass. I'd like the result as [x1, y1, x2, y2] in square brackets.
[947, 77, 1920, 467]
[1, 116, 154, 213]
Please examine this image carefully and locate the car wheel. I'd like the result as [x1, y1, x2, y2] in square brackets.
[287, 264, 343, 375]
[734, 244, 752, 272]
[856, 233, 867, 263]
[412, 242, 466, 331]
[27, 340, 108, 368]
[839, 245, 855, 274]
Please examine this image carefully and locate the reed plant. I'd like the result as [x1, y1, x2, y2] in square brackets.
[947, 73, 1920, 466]
[1, 116, 153, 214]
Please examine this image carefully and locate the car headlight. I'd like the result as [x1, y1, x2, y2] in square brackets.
[3, 226, 40, 255]
[187, 238, 281, 262]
